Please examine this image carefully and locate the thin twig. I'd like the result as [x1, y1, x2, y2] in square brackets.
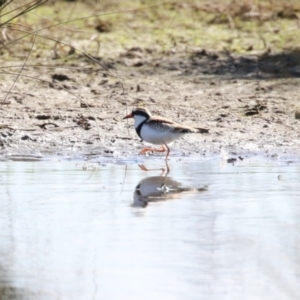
[5, 24, 126, 100]
[120, 164, 128, 195]
[0, 0, 47, 27]
[0, 0, 13, 13]
[3, 30, 37, 102]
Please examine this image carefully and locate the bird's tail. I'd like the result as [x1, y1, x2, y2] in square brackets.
[196, 127, 209, 134]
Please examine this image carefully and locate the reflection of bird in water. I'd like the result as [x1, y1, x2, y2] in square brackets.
[133, 175, 208, 208]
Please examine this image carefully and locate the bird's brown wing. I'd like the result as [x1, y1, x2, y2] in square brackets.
[148, 115, 177, 125]
[147, 116, 208, 133]
[195, 127, 209, 133]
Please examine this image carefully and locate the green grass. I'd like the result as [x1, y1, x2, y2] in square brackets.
[1, 0, 300, 63]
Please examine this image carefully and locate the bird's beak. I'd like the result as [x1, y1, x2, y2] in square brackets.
[123, 112, 133, 119]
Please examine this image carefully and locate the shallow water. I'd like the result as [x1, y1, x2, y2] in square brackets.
[0, 157, 300, 300]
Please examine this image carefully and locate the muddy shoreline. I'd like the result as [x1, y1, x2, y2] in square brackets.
[1, 51, 300, 162]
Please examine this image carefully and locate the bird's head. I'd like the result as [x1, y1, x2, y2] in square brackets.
[123, 107, 151, 128]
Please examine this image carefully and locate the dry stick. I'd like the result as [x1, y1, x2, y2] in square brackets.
[1, 27, 116, 142]
[0, 0, 47, 26]
[4, 24, 126, 104]
[0, 29, 13, 54]
[65, 0, 77, 23]
[0, 0, 13, 13]
[3, 31, 37, 103]
[0, 175, 13, 202]
[4, 23, 117, 70]
[9, 1, 85, 33]
[120, 164, 128, 196]
[5, 24, 128, 135]
[1, 27, 122, 142]
[9, 0, 47, 17]
[0, 70, 102, 142]
[82, 166, 98, 184]
[2, 0, 34, 17]
[258, 32, 268, 50]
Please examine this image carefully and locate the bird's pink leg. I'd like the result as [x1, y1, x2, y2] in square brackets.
[139, 145, 166, 156]
[164, 144, 170, 161]
[138, 160, 170, 176]
[138, 164, 165, 174]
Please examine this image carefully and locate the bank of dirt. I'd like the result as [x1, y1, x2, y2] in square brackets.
[1, 1, 300, 161]
[0, 47, 300, 161]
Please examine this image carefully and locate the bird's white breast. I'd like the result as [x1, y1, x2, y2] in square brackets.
[140, 124, 183, 145]
[134, 115, 147, 129]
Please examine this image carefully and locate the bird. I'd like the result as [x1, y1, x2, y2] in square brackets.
[123, 107, 208, 160]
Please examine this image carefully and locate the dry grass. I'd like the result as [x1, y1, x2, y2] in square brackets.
[0, 0, 300, 102]
[1, 0, 300, 60]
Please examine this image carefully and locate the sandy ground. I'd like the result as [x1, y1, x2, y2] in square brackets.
[1, 49, 300, 161]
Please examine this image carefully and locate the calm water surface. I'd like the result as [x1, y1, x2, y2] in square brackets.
[0, 157, 299, 300]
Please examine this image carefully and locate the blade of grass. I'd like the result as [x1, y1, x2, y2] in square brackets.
[0, 0, 47, 27]
[2, 31, 37, 103]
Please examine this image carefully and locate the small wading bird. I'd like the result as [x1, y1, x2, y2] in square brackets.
[123, 107, 208, 160]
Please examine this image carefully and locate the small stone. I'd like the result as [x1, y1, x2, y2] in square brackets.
[227, 158, 237, 164]
[21, 135, 30, 140]
[295, 111, 300, 119]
